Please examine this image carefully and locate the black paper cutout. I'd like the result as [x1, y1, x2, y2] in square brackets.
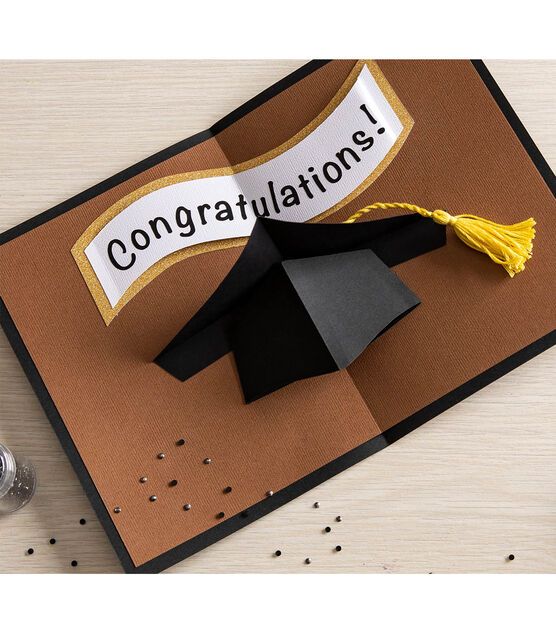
[232, 249, 420, 402]
[155, 214, 446, 401]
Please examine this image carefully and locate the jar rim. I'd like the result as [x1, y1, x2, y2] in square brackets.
[0, 444, 17, 498]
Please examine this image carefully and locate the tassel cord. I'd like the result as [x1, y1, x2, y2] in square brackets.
[344, 202, 536, 277]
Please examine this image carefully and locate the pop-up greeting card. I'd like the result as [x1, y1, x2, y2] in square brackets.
[0, 60, 554, 572]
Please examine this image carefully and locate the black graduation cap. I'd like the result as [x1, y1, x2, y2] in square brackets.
[155, 214, 446, 402]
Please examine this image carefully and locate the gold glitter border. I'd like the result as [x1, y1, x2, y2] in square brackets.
[72, 60, 413, 325]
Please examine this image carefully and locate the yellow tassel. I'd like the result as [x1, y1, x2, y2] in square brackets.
[344, 202, 536, 277]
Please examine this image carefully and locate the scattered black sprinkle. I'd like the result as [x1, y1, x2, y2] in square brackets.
[223, 486, 232, 494]
[240, 511, 249, 518]
[216, 511, 225, 519]
[324, 526, 331, 533]
[168, 479, 178, 487]
[183, 503, 192, 511]
[157, 453, 165, 460]
[335, 545, 342, 552]
[336, 516, 342, 522]
[139, 476, 148, 483]
[266, 490, 274, 497]
[507, 554, 515, 561]
[49, 538, 56, 545]
[378, 127, 385, 134]
[176, 438, 186, 446]
[71, 560, 78, 567]
[79, 518, 86, 525]
[114, 506, 121, 514]
[149, 495, 157, 502]
[313, 501, 320, 508]
[274, 550, 282, 557]
[305, 557, 312, 564]
[27, 548, 34, 555]
[203, 458, 212, 465]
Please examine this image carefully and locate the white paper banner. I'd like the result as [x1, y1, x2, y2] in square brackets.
[72, 61, 413, 324]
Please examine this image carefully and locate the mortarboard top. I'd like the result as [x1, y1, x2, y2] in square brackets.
[155, 214, 446, 400]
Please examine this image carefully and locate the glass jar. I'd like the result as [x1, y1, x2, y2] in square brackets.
[0, 443, 37, 514]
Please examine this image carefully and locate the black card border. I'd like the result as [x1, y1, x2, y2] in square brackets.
[0, 60, 554, 573]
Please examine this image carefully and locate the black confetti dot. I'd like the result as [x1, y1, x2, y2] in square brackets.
[176, 438, 186, 446]
[508, 554, 515, 561]
[336, 515, 342, 522]
[313, 501, 320, 508]
[335, 545, 342, 552]
[216, 511, 225, 519]
[168, 479, 178, 487]
[79, 518, 86, 525]
[113, 506, 121, 514]
[305, 557, 312, 564]
[139, 476, 148, 484]
[27, 548, 34, 555]
[274, 550, 282, 557]
[157, 452, 165, 460]
[49, 538, 56, 545]
[71, 560, 78, 567]
[203, 457, 212, 464]
[183, 503, 192, 511]
[223, 486, 232, 494]
[149, 495, 157, 502]
[324, 526, 331, 533]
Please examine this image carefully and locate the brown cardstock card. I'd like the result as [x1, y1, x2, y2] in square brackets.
[0, 60, 554, 573]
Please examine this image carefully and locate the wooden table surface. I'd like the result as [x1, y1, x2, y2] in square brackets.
[0, 60, 554, 573]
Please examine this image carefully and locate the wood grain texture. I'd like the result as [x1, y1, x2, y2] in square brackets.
[0, 60, 554, 573]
